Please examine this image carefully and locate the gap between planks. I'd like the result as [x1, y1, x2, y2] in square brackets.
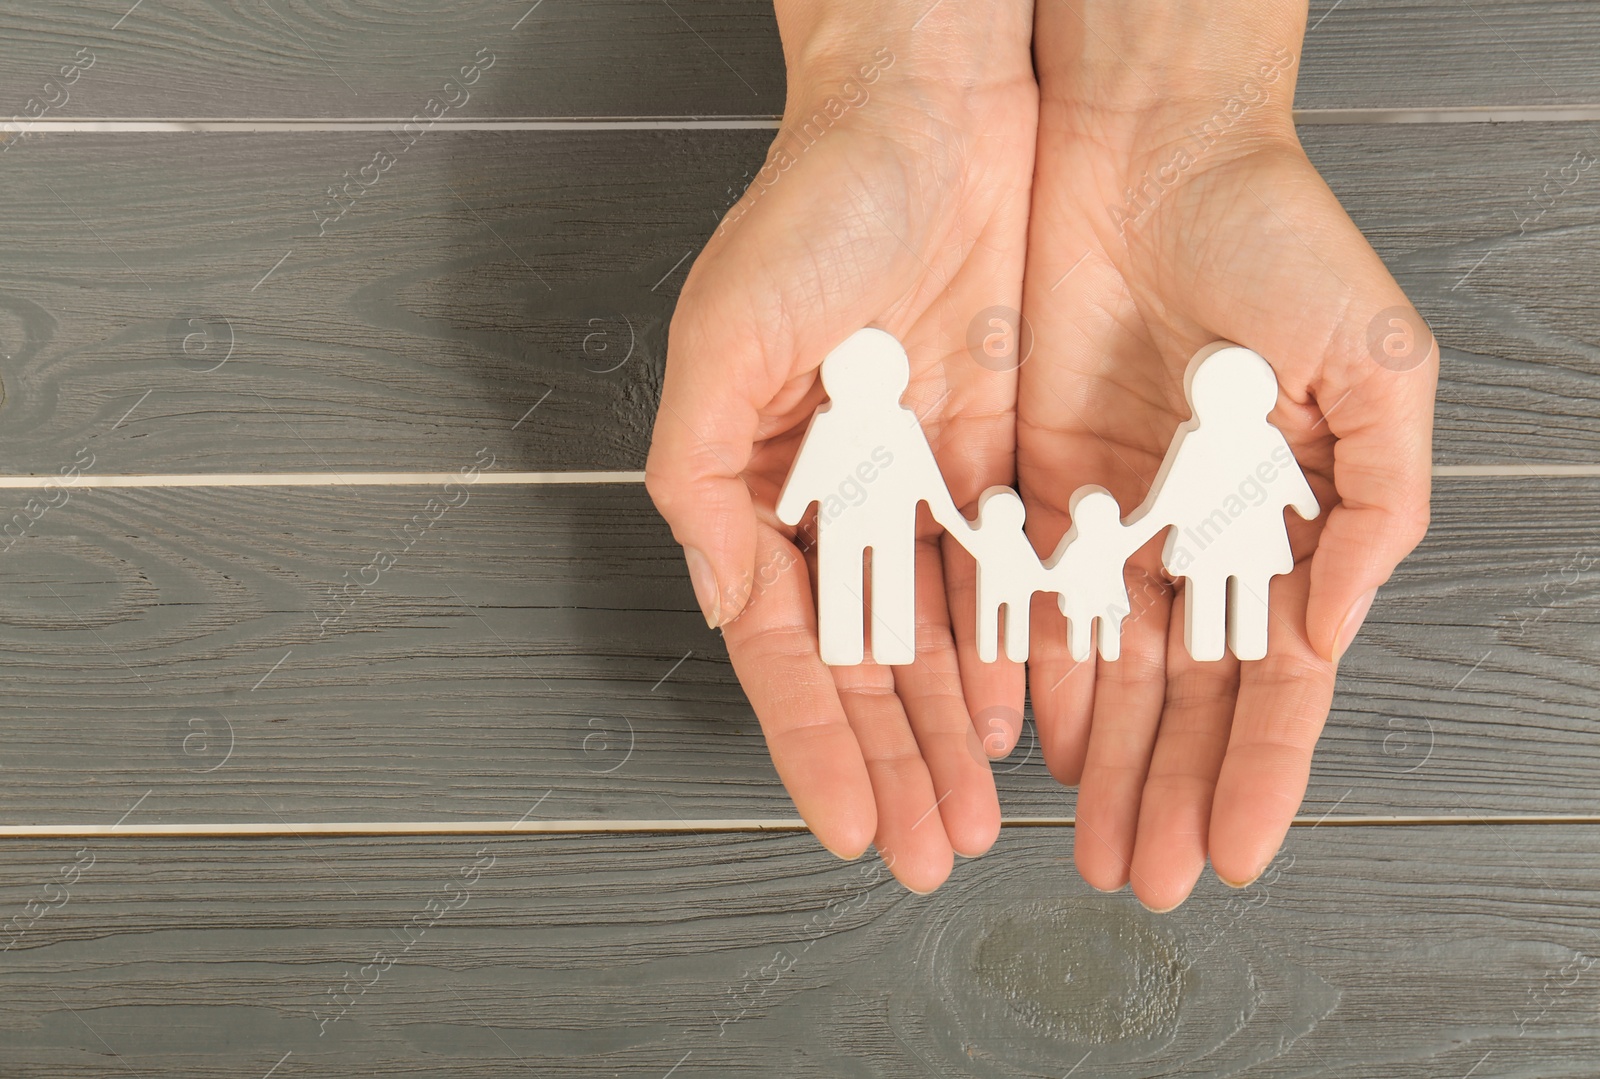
[0, 465, 1592, 489]
[0, 472, 650, 488]
[7, 815, 1600, 839]
[6, 105, 1600, 132]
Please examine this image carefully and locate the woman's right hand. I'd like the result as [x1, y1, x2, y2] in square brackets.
[643, 0, 1038, 893]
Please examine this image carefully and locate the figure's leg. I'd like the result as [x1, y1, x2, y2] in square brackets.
[1065, 608, 1092, 664]
[868, 536, 916, 665]
[1096, 613, 1124, 661]
[818, 539, 866, 665]
[1093, 583, 1131, 662]
[976, 589, 999, 664]
[1227, 575, 1271, 661]
[1183, 574, 1226, 662]
[1002, 595, 1030, 663]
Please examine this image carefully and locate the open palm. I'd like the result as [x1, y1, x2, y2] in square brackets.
[645, 37, 1037, 893]
[1017, 92, 1437, 909]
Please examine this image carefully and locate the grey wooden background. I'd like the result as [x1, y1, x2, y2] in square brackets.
[0, 1, 1596, 1075]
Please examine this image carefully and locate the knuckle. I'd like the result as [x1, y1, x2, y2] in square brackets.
[642, 460, 683, 517]
[1395, 499, 1431, 551]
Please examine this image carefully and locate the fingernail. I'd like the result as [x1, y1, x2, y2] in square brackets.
[1137, 894, 1182, 914]
[819, 830, 871, 860]
[683, 546, 721, 628]
[1332, 586, 1378, 661]
[1218, 855, 1269, 889]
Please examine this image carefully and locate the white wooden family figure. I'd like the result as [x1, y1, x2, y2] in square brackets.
[774, 329, 971, 666]
[776, 329, 1320, 666]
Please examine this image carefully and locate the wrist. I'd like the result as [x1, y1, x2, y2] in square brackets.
[1034, 0, 1304, 143]
[774, 0, 1036, 115]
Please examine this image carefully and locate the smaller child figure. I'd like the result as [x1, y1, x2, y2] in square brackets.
[1045, 486, 1140, 662]
[958, 486, 1049, 663]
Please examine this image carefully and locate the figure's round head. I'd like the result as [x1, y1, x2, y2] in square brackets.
[1187, 344, 1278, 420]
[820, 328, 910, 406]
[978, 486, 1025, 530]
[1070, 487, 1121, 532]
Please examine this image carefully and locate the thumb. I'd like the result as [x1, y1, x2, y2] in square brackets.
[1304, 305, 1437, 661]
[644, 299, 768, 628]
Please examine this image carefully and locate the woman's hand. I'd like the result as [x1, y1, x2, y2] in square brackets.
[644, 0, 1038, 893]
[1017, 0, 1437, 909]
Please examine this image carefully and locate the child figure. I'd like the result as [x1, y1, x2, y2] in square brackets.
[1044, 486, 1142, 662]
[958, 486, 1049, 663]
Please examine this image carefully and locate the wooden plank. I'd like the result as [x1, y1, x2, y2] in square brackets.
[0, 123, 1595, 474]
[0, 0, 785, 122]
[1300, 124, 1600, 466]
[0, 129, 711, 474]
[0, 823, 1597, 1074]
[0, 2, 1594, 119]
[0, 475, 1591, 825]
[1296, 0, 1600, 111]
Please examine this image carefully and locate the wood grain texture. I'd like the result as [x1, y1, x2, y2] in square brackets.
[1301, 124, 1600, 466]
[0, 824, 1597, 1075]
[0, 0, 786, 121]
[0, 476, 1590, 825]
[0, 130, 703, 474]
[0, 1, 1595, 119]
[1296, 0, 1600, 110]
[0, 124, 1594, 473]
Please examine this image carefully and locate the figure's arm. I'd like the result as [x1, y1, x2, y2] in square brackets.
[898, 409, 974, 535]
[774, 424, 828, 525]
[1117, 509, 1169, 553]
[775, 478, 816, 526]
[1116, 427, 1189, 552]
[1275, 440, 1321, 520]
[1287, 473, 1320, 520]
[925, 489, 974, 537]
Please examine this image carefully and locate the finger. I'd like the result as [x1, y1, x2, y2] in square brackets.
[1016, 491, 1105, 789]
[1072, 582, 1173, 892]
[897, 532, 1002, 859]
[644, 291, 767, 629]
[1026, 588, 1096, 785]
[1304, 306, 1436, 661]
[1127, 585, 1240, 912]
[944, 525, 1028, 759]
[835, 660, 957, 895]
[720, 524, 876, 860]
[1207, 566, 1337, 886]
[912, 315, 1026, 757]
